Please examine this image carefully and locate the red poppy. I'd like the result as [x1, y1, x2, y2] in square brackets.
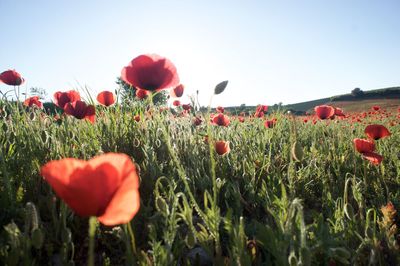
[238, 116, 245, 123]
[361, 152, 383, 165]
[372, 106, 380, 111]
[215, 141, 230, 155]
[172, 100, 181, 107]
[182, 104, 191, 111]
[97, 91, 116, 106]
[170, 84, 184, 98]
[364, 124, 391, 140]
[314, 105, 335, 120]
[193, 116, 202, 126]
[64, 100, 96, 123]
[0, 69, 24, 86]
[211, 113, 230, 127]
[254, 111, 264, 118]
[54, 90, 81, 109]
[353, 138, 375, 153]
[264, 119, 276, 128]
[136, 89, 149, 100]
[40, 153, 140, 226]
[121, 54, 180, 92]
[334, 107, 345, 116]
[23, 96, 43, 108]
[256, 105, 268, 113]
[133, 115, 140, 122]
[216, 106, 224, 113]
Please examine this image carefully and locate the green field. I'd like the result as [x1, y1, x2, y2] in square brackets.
[0, 95, 399, 265]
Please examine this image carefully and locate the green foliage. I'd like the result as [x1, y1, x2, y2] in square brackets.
[116, 77, 168, 106]
[0, 98, 399, 265]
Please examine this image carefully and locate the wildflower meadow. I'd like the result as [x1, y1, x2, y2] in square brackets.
[0, 54, 399, 265]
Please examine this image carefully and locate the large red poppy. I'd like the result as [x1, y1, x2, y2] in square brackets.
[314, 105, 335, 120]
[215, 141, 230, 155]
[0, 69, 25, 86]
[41, 153, 140, 226]
[211, 113, 230, 127]
[364, 124, 391, 140]
[170, 84, 184, 98]
[361, 152, 383, 165]
[353, 138, 375, 153]
[64, 100, 96, 123]
[54, 90, 81, 109]
[97, 91, 116, 106]
[121, 54, 180, 92]
[23, 96, 43, 108]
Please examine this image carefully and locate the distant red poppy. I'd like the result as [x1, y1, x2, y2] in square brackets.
[136, 89, 149, 100]
[172, 100, 181, 107]
[216, 106, 224, 113]
[211, 113, 230, 127]
[0, 69, 24, 86]
[134, 115, 140, 122]
[64, 100, 96, 123]
[54, 90, 81, 109]
[361, 152, 383, 165]
[315, 105, 335, 120]
[372, 106, 380, 111]
[254, 111, 264, 118]
[353, 138, 375, 153]
[97, 91, 116, 106]
[170, 84, 184, 98]
[215, 141, 230, 155]
[364, 124, 391, 140]
[334, 107, 345, 117]
[238, 116, 245, 123]
[40, 153, 140, 226]
[256, 105, 268, 113]
[121, 54, 180, 92]
[193, 116, 202, 126]
[23, 96, 43, 108]
[182, 104, 191, 111]
[264, 119, 276, 128]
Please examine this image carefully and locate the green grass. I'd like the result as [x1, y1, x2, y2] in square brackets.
[0, 98, 399, 265]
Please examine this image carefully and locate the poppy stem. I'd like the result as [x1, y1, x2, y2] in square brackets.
[127, 221, 137, 256]
[87, 216, 97, 266]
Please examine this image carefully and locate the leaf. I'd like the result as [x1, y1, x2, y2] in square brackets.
[214, 80, 228, 95]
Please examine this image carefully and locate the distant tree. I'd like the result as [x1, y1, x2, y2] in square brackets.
[29, 87, 48, 100]
[351, 87, 364, 97]
[116, 77, 168, 105]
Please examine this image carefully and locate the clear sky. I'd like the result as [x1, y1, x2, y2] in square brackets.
[1, 0, 399, 107]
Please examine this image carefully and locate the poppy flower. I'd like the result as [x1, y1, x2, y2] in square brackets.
[193, 116, 202, 126]
[97, 91, 116, 106]
[238, 116, 245, 123]
[64, 100, 96, 123]
[314, 105, 335, 120]
[334, 107, 345, 117]
[170, 84, 184, 98]
[54, 90, 81, 109]
[40, 153, 140, 226]
[372, 106, 380, 111]
[121, 54, 180, 92]
[254, 111, 264, 118]
[216, 106, 224, 113]
[364, 124, 391, 140]
[353, 138, 375, 153]
[133, 115, 140, 122]
[215, 141, 230, 155]
[361, 152, 383, 165]
[0, 69, 24, 86]
[211, 113, 230, 127]
[182, 104, 191, 111]
[23, 96, 43, 108]
[136, 89, 149, 100]
[264, 119, 276, 128]
[256, 105, 268, 113]
[173, 100, 181, 107]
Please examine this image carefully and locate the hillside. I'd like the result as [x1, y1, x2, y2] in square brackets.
[225, 86, 400, 115]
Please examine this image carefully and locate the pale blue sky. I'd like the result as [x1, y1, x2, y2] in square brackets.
[1, 0, 399, 107]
